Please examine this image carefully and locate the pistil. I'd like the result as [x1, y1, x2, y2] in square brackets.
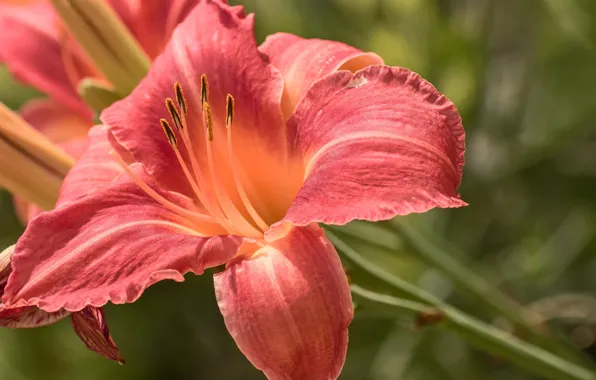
[224, 94, 269, 232]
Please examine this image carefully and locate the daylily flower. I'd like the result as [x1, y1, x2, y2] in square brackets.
[3, 0, 465, 378]
[0, 0, 200, 222]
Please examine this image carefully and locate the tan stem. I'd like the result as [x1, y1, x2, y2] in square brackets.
[0, 103, 74, 210]
[0, 138, 63, 210]
[0, 103, 75, 177]
[49, 0, 150, 96]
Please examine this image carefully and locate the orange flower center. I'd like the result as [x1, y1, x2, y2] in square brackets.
[113, 76, 304, 239]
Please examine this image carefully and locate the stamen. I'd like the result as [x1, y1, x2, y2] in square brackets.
[163, 84, 236, 233]
[160, 118, 178, 147]
[225, 94, 269, 232]
[110, 150, 216, 224]
[162, 116, 233, 232]
[204, 102, 214, 142]
[200, 74, 209, 111]
[165, 98, 184, 130]
[162, 80, 264, 237]
[225, 94, 234, 127]
[174, 81, 187, 116]
[200, 89, 262, 237]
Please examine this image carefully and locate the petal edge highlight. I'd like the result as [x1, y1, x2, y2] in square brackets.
[260, 32, 383, 118]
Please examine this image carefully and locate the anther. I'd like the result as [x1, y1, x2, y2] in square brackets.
[200, 74, 209, 110]
[174, 82, 187, 116]
[204, 102, 214, 141]
[165, 98, 183, 130]
[225, 94, 234, 127]
[160, 118, 178, 147]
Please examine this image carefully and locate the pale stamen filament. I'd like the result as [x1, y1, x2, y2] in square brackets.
[170, 82, 231, 229]
[225, 94, 269, 232]
[162, 104, 227, 228]
[202, 100, 262, 238]
[175, 107, 230, 227]
[110, 150, 217, 225]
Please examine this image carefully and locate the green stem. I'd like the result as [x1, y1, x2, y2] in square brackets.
[352, 285, 594, 380]
[327, 222, 592, 367]
[326, 231, 595, 380]
[387, 219, 593, 367]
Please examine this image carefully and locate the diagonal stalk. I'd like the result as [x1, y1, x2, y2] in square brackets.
[327, 221, 594, 368]
[326, 231, 595, 380]
[387, 218, 595, 367]
[352, 285, 595, 380]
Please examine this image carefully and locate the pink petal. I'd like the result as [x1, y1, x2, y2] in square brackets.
[0, 304, 69, 328]
[101, 0, 286, 198]
[3, 166, 239, 312]
[284, 66, 466, 226]
[19, 98, 91, 144]
[111, 0, 199, 60]
[56, 125, 125, 207]
[0, 2, 92, 118]
[11, 196, 43, 225]
[0, 245, 69, 327]
[71, 306, 124, 363]
[260, 32, 383, 118]
[214, 224, 352, 380]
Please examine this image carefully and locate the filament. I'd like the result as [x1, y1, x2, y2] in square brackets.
[110, 151, 217, 225]
[225, 95, 269, 232]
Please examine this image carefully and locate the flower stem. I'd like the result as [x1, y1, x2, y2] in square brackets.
[327, 221, 593, 368]
[387, 218, 594, 367]
[351, 285, 595, 380]
[326, 231, 595, 380]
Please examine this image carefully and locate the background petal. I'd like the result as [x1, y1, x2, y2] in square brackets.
[111, 0, 199, 60]
[4, 167, 239, 312]
[284, 65, 466, 226]
[19, 98, 91, 144]
[56, 125, 126, 207]
[11, 98, 92, 223]
[214, 224, 352, 380]
[0, 2, 91, 118]
[260, 32, 383, 118]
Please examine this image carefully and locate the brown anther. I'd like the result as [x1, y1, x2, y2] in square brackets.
[200, 74, 209, 110]
[165, 98, 183, 130]
[160, 118, 178, 147]
[174, 82, 187, 116]
[414, 309, 445, 329]
[204, 102, 214, 141]
[225, 94, 234, 128]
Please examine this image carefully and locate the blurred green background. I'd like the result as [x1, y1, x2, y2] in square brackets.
[2, 0, 596, 379]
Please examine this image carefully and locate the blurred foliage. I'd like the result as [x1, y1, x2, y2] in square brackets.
[1, 0, 596, 379]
